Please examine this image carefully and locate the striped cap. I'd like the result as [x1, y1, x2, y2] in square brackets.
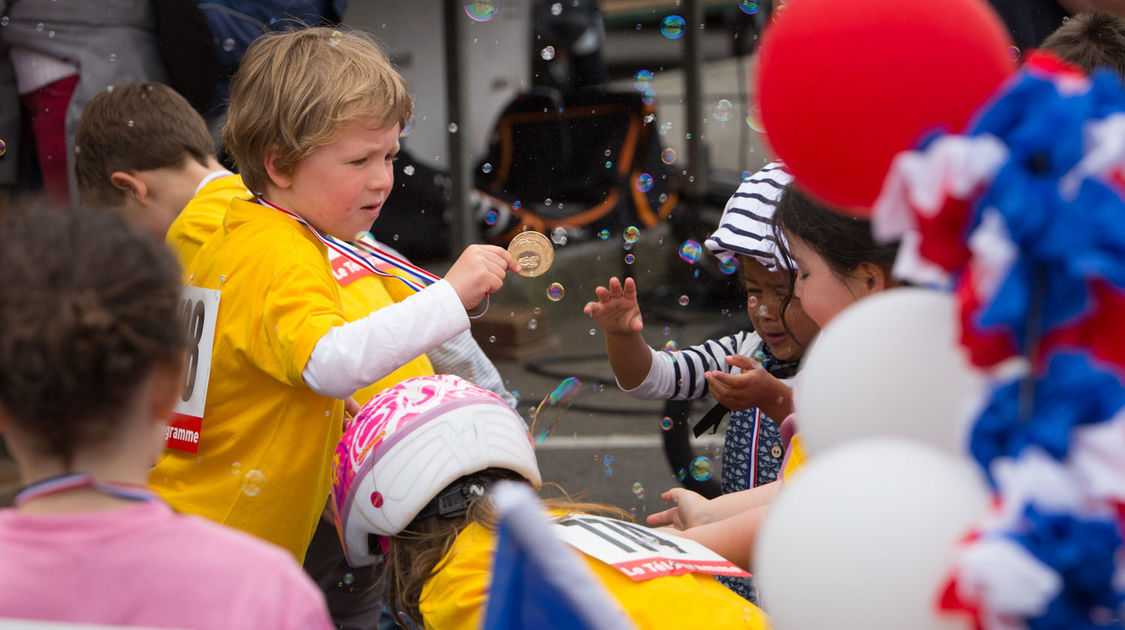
[705, 162, 793, 270]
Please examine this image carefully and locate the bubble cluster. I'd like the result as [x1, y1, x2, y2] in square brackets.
[547, 283, 565, 301]
[635, 173, 654, 193]
[551, 226, 568, 246]
[464, 0, 500, 21]
[739, 0, 761, 14]
[661, 148, 676, 165]
[712, 99, 734, 123]
[631, 482, 646, 500]
[633, 69, 654, 91]
[623, 225, 640, 244]
[660, 417, 673, 431]
[624, 254, 635, 264]
[678, 239, 702, 264]
[242, 469, 267, 496]
[678, 295, 690, 306]
[718, 255, 739, 275]
[597, 229, 610, 240]
[689, 456, 713, 481]
[540, 46, 556, 61]
[661, 15, 686, 39]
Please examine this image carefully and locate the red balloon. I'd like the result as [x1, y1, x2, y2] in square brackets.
[756, 0, 1016, 215]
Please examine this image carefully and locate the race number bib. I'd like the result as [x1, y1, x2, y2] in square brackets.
[167, 286, 220, 453]
[552, 514, 751, 581]
[329, 247, 373, 287]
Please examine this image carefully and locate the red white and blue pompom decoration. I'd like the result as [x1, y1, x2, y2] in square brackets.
[873, 52, 1125, 630]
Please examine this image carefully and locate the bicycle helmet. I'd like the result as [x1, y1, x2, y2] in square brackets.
[332, 374, 541, 567]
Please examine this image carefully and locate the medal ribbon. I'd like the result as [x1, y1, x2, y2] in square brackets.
[259, 197, 440, 293]
[14, 472, 160, 507]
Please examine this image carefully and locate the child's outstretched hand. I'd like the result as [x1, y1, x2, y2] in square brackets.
[445, 244, 520, 310]
[647, 487, 715, 530]
[583, 277, 643, 334]
[705, 355, 793, 418]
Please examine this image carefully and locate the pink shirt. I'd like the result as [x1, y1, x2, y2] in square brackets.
[0, 501, 333, 629]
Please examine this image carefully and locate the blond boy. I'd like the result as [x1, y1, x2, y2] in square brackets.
[149, 28, 518, 561]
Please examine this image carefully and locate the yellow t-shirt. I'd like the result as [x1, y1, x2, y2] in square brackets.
[783, 432, 807, 480]
[165, 173, 250, 270]
[419, 521, 772, 630]
[151, 197, 348, 561]
[165, 174, 433, 408]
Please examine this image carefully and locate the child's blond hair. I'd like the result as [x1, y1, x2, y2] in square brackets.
[222, 27, 413, 194]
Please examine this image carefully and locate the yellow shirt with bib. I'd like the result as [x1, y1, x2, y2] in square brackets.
[419, 521, 772, 630]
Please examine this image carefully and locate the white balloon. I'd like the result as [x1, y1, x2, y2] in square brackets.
[794, 288, 984, 456]
[754, 438, 990, 630]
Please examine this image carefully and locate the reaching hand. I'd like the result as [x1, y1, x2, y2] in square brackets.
[646, 487, 715, 530]
[444, 244, 520, 310]
[583, 277, 643, 335]
[705, 354, 792, 415]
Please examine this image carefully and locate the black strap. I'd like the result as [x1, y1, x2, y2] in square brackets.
[692, 402, 731, 438]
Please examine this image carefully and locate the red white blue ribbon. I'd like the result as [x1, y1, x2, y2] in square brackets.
[14, 472, 159, 506]
[258, 197, 440, 293]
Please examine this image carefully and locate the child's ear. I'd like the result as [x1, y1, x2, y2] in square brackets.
[148, 360, 184, 424]
[110, 171, 148, 205]
[853, 261, 889, 296]
[264, 145, 293, 189]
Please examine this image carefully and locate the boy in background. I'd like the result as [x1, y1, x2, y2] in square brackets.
[1041, 11, 1125, 78]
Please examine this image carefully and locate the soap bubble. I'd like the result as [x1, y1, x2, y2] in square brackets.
[661, 15, 685, 39]
[635, 173, 654, 193]
[623, 226, 640, 244]
[242, 469, 267, 496]
[547, 283, 565, 301]
[718, 255, 739, 275]
[712, 99, 734, 122]
[464, 0, 500, 21]
[689, 457, 713, 481]
[661, 148, 676, 164]
[530, 377, 581, 443]
[540, 46, 556, 61]
[678, 240, 702, 264]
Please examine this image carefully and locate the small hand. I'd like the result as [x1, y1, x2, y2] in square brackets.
[445, 244, 521, 310]
[705, 355, 791, 415]
[646, 487, 714, 530]
[583, 277, 643, 335]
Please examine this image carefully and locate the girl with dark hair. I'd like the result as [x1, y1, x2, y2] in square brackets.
[0, 208, 332, 629]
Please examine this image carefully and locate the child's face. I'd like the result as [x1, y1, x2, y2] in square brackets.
[275, 118, 400, 239]
[742, 257, 819, 362]
[786, 232, 873, 327]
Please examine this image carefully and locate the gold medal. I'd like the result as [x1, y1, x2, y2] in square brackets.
[508, 231, 555, 278]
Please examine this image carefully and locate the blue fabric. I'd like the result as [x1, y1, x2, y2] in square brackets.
[483, 519, 597, 630]
[969, 352, 1125, 482]
[1016, 506, 1125, 630]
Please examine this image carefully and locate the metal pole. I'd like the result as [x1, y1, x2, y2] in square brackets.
[683, 0, 709, 199]
[443, 0, 477, 254]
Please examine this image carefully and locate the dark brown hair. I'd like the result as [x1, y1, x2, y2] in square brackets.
[773, 184, 899, 322]
[74, 82, 215, 208]
[384, 469, 627, 626]
[0, 207, 185, 467]
[1042, 12, 1125, 79]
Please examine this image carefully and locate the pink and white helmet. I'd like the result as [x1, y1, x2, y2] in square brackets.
[332, 374, 541, 567]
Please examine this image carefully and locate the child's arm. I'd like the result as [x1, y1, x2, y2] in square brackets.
[303, 245, 519, 398]
[705, 355, 794, 418]
[646, 481, 780, 530]
[583, 277, 652, 389]
[671, 504, 769, 571]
